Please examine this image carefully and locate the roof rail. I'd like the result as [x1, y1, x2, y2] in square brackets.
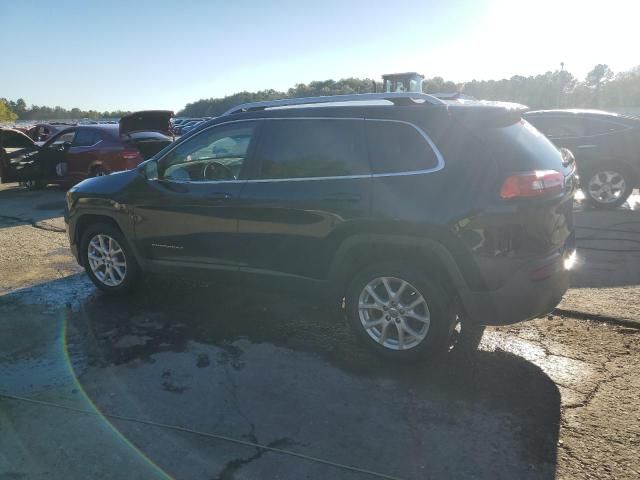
[221, 92, 446, 116]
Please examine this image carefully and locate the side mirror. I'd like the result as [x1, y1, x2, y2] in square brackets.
[143, 159, 159, 180]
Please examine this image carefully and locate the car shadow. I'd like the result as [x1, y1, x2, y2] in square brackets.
[50, 277, 562, 480]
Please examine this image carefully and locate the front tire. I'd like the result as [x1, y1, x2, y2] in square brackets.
[80, 223, 139, 294]
[583, 164, 633, 209]
[345, 262, 454, 361]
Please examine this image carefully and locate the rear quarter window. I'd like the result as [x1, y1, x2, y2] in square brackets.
[365, 120, 440, 174]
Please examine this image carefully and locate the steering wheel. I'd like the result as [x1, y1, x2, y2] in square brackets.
[202, 161, 235, 180]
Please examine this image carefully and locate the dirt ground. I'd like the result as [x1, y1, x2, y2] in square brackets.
[1, 183, 639, 479]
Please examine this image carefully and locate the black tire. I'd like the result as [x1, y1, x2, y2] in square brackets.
[22, 179, 46, 190]
[449, 314, 485, 354]
[583, 163, 634, 209]
[80, 222, 139, 294]
[345, 262, 455, 361]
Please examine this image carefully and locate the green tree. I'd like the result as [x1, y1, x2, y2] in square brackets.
[586, 64, 614, 89]
[0, 99, 18, 122]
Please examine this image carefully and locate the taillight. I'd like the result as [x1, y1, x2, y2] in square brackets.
[500, 170, 564, 199]
[122, 149, 141, 161]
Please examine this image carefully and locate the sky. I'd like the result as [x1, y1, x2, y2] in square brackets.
[1, 0, 639, 112]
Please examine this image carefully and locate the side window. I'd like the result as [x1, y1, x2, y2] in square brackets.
[538, 117, 587, 138]
[587, 118, 628, 135]
[72, 129, 100, 147]
[161, 122, 257, 182]
[256, 119, 368, 179]
[47, 130, 76, 150]
[365, 121, 439, 174]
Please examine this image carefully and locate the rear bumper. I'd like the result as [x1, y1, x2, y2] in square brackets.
[459, 251, 572, 326]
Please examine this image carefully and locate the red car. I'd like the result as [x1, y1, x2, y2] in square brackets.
[0, 111, 173, 188]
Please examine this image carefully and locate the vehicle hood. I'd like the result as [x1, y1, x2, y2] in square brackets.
[0, 128, 36, 149]
[0, 128, 37, 148]
[119, 110, 174, 136]
[69, 168, 139, 196]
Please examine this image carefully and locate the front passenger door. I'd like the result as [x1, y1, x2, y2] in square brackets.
[133, 121, 259, 268]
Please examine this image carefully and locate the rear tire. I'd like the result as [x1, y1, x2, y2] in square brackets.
[22, 179, 46, 190]
[583, 163, 633, 209]
[345, 262, 455, 361]
[449, 314, 485, 354]
[80, 222, 139, 295]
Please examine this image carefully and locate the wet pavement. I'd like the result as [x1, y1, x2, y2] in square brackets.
[1, 184, 639, 479]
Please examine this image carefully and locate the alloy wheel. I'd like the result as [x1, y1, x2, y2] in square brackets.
[587, 170, 626, 204]
[87, 234, 127, 286]
[358, 276, 431, 350]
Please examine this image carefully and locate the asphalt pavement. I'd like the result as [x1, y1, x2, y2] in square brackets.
[1, 184, 639, 479]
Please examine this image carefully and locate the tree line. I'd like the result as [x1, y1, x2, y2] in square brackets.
[2, 63, 639, 122]
[0, 97, 131, 122]
[179, 63, 640, 117]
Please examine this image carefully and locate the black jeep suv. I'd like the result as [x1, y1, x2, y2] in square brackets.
[65, 93, 577, 360]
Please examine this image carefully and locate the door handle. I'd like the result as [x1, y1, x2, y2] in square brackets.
[323, 193, 362, 203]
[208, 191, 232, 199]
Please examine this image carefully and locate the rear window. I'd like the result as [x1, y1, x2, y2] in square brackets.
[365, 120, 439, 174]
[486, 120, 566, 172]
[256, 119, 368, 179]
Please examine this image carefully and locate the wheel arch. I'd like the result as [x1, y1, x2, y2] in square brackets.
[74, 214, 123, 251]
[326, 234, 468, 307]
[579, 157, 640, 188]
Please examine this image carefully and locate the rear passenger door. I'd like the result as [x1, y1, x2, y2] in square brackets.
[237, 118, 370, 280]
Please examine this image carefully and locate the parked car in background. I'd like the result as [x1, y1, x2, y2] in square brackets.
[1, 111, 173, 188]
[27, 122, 75, 142]
[65, 93, 577, 361]
[0, 128, 42, 188]
[174, 119, 204, 135]
[524, 109, 640, 208]
[172, 118, 190, 127]
[179, 120, 203, 135]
